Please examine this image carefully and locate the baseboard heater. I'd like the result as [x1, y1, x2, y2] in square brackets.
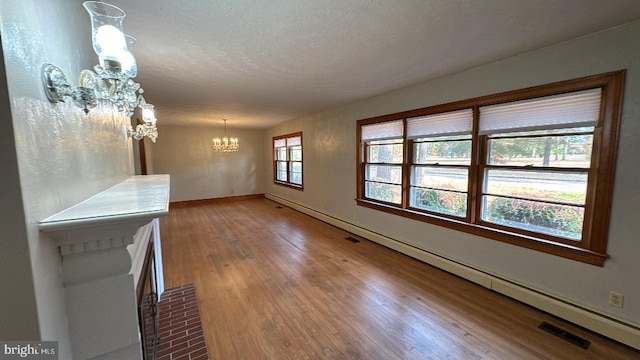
[265, 193, 640, 351]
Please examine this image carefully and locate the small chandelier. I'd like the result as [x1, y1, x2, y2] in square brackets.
[212, 119, 239, 152]
[127, 103, 158, 143]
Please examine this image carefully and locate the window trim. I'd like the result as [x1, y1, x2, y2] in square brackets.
[356, 70, 625, 266]
[273, 132, 303, 190]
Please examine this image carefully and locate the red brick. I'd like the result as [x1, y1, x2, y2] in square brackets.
[189, 347, 208, 359]
[161, 331, 189, 345]
[187, 339, 206, 349]
[170, 345, 192, 359]
[187, 324, 203, 334]
[154, 284, 208, 360]
[190, 354, 209, 360]
[169, 323, 195, 335]
[187, 330, 204, 341]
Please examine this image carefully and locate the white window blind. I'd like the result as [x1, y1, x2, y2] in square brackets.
[274, 139, 286, 148]
[479, 88, 602, 134]
[361, 120, 403, 141]
[287, 136, 301, 147]
[407, 109, 473, 138]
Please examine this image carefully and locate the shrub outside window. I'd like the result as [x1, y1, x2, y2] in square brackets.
[273, 132, 303, 190]
[356, 71, 625, 266]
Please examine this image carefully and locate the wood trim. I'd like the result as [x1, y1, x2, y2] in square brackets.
[469, 106, 481, 224]
[355, 70, 626, 266]
[170, 194, 265, 208]
[273, 131, 304, 189]
[273, 181, 304, 191]
[356, 198, 606, 266]
[402, 120, 410, 209]
[138, 139, 147, 175]
[588, 70, 625, 254]
[272, 131, 303, 141]
[356, 123, 364, 200]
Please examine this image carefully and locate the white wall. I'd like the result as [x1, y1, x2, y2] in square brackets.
[265, 21, 640, 327]
[0, 0, 135, 357]
[0, 36, 38, 341]
[153, 125, 265, 202]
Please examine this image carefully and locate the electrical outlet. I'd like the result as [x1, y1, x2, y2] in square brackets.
[609, 291, 624, 308]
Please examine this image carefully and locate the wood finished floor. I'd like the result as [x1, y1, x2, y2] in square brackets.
[159, 198, 640, 359]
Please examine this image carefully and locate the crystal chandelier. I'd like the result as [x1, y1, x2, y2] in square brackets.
[212, 119, 239, 152]
[41, 1, 158, 142]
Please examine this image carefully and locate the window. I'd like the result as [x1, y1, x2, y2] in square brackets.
[408, 109, 473, 218]
[478, 89, 600, 241]
[362, 120, 404, 204]
[356, 71, 625, 266]
[273, 132, 303, 189]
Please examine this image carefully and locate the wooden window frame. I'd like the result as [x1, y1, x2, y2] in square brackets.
[356, 70, 625, 266]
[408, 136, 472, 219]
[362, 136, 404, 206]
[273, 132, 304, 190]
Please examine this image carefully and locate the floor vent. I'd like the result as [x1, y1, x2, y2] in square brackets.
[345, 236, 360, 243]
[539, 322, 590, 349]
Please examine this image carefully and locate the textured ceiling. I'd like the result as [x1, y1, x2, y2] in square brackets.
[106, 0, 640, 129]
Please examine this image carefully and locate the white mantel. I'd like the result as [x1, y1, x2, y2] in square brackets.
[39, 175, 170, 360]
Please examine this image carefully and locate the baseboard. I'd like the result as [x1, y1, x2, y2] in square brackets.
[170, 194, 265, 208]
[265, 193, 640, 350]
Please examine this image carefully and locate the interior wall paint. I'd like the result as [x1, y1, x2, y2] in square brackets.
[0, 36, 38, 340]
[264, 20, 640, 327]
[153, 125, 265, 202]
[0, 0, 135, 357]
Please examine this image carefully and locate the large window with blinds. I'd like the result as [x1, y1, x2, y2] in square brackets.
[273, 132, 303, 189]
[356, 71, 625, 265]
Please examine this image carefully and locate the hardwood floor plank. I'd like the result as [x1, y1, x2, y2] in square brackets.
[159, 199, 640, 359]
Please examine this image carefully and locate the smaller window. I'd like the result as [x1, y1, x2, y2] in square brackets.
[408, 109, 473, 218]
[273, 132, 303, 190]
[361, 120, 404, 204]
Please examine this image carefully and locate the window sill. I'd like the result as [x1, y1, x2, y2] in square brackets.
[355, 198, 607, 266]
[274, 181, 304, 191]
